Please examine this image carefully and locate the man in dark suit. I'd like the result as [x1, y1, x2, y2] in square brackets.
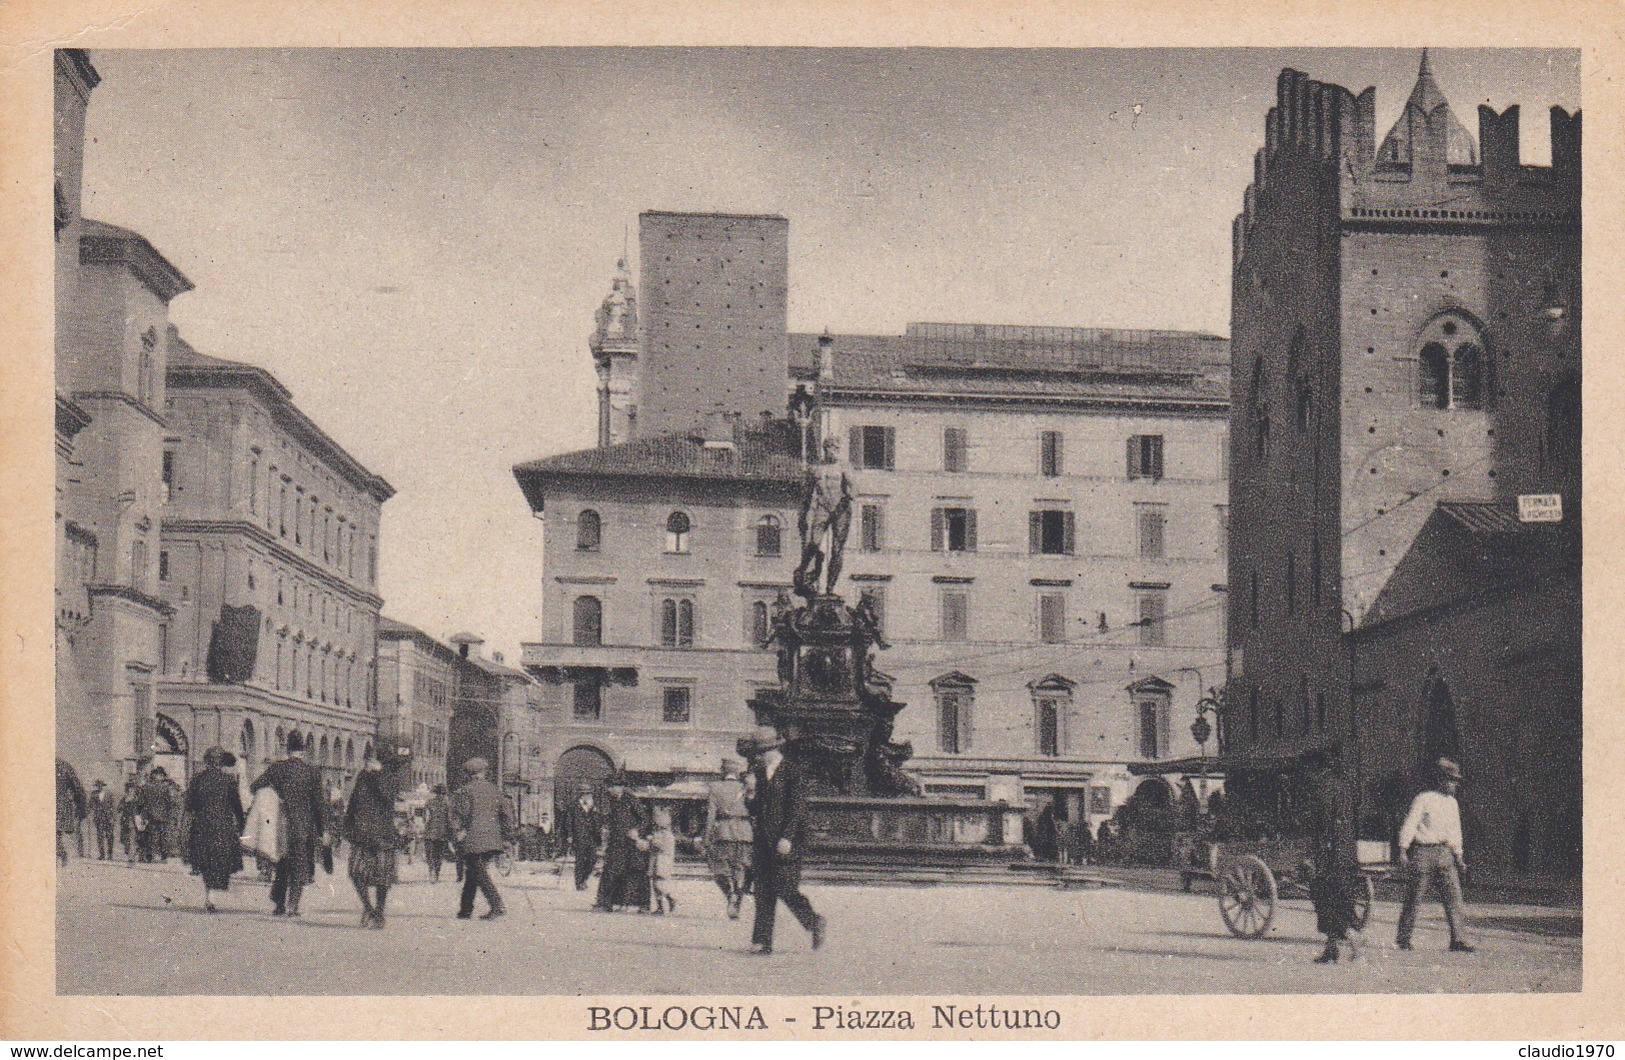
[136, 767, 174, 863]
[567, 783, 603, 891]
[250, 731, 326, 917]
[742, 726, 826, 955]
[452, 757, 512, 920]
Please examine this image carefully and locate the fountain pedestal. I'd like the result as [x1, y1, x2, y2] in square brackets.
[745, 592, 1026, 867]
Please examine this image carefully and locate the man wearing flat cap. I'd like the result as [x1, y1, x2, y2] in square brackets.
[741, 725, 825, 955]
[452, 757, 511, 920]
[1396, 756, 1475, 952]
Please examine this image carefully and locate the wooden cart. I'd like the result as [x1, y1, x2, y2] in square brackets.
[1194, 837, 1392, 939]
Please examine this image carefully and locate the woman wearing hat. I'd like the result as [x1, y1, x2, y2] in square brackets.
[344, 747, 399, 928]
[185, 748, 246, 912]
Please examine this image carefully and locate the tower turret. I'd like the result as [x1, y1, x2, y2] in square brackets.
[589, 256, 640, 447]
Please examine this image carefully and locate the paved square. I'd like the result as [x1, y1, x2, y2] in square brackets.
[56, 858, 1579, 995]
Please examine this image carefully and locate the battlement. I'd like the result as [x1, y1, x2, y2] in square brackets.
[1235, 56, 1580, 265]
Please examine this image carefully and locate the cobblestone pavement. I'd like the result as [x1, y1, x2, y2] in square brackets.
[56, 856, 1580, 996]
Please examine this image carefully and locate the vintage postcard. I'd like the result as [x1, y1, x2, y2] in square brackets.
[1, 0, 1620, 1043]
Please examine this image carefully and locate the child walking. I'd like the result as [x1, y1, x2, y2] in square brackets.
[645, 803, 678, 915]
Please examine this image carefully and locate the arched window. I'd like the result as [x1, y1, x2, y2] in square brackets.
[576, 509, 602, 552]
[660, 598, 695, 648]
[750, 600, 771, 647]
[1416, 314, 1488, 410]
[665, 511, 691, 553]
[572, 595, 603, 646]
[755, 515, 782, 557]
[1546, 375, 1581, 474]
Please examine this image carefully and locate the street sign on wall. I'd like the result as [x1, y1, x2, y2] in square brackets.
[1518, 494, 1563, 523]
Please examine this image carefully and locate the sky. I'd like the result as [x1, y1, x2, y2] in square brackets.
[78, 47, 1580, 660]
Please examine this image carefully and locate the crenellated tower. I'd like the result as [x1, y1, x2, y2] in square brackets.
[1226, 51, 1580, 766]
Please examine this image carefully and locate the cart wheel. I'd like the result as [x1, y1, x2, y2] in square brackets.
[1218, 854, 1278, 939]
[1352, 873, 1376, 930]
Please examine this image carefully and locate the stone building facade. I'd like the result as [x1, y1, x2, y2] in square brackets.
[55, 49, 394, 794]
[518, 210, 1231, 835]
[55, 49, 191, 786]
[1224, 54, 1580, 874]
[378, 617, 458, 795]
[155, 335, 392, 796]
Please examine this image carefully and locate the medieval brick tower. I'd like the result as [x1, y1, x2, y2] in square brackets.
[1226, 53, 1581, 765]
[631, 211, 790, 441]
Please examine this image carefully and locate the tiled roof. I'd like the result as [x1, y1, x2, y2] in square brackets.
[514, 425, 803, 510]
[1436, 501, 1542, 536]
[788, 323, 1229, 404]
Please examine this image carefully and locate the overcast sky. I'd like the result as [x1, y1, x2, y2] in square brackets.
[78, 47, 1579, 659]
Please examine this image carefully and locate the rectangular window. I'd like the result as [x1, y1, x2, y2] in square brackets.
[1028, 509, 1075, 555]
[1127, 434, 1165, 480]
[749, 599, 772, 647]
[859, 504, 885, 552]
[942, 427, 968, 473]
[1137, 504, 1166, 559]
[1137, 698, 1164, 759]
[368, 540, 377, 585]
[249, 458, 259, 513]
[931, 507, 978, 552]
[1040, 430, 1064, 477]
[572, 679, 602, 721]
[1137, 590, 1166, 647]
[1037, 697, 1063, 756]
[157, 550, 169, 581]
[937, 688, 971, 754]
[161, 450, 175, 503]
[131, 540, 148, 593]
[940, 589, 969, 642]
[662, 686, 692, 725]
[849, 425, 896, 470]
[1039, 593, 1066, 644]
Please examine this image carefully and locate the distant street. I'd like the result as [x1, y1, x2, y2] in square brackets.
[57, 856, 1579, 996]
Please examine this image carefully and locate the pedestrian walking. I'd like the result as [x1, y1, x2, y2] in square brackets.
[1304, 748, 1360, 963]
[184, 747, 247, 912]
[423, 783, 453, 883]
[567, 783, 603, 891]
[1396, 756, 1475, 952]
[118, 778, 140, 862]
[136, 767, 173, 863]
[89, 779, 117, 860]
[345, 748, 399, 928]
[594, 771, 650, 912]
[396, 814, 414, 865]
[249, 731, 326, 917]
[160, 770, 186, 861]
[741, 726, 825, 956]
[703, 757, 753, 919]
[642, 803, 678, 915]
[56, 758, 88, 866]
[452, 758, 511, 920]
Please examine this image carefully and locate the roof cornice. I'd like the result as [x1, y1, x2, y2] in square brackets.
[79, 221, 193, 303]
[160, 517, 385, 608]
[821, 387, 1229, 415]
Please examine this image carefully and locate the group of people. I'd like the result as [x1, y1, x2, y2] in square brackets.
[55, 758, 185, 866]
[559, 726, 824, 955]
[1306, 752, 1475, 963]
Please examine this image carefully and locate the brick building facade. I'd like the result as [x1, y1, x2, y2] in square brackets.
[1224, 54, 1580, 874]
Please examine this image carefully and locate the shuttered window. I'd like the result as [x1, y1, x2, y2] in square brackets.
[1039, 593, 1066, 644]
[1137, 590, 1166, 647]
[849, 425, 896, 470]
[1040, 431, 1063, 477]
[860, 504, 885, 551]
[1137, 504, 1166, 559]
[940, 589, 969, 641]
[936, 687, 973, 754]
[943, 427, 969, 472]
[1028, 510, 1075, 555]
[931, 507, 977, 552]
[1127, 434, 1164, 480]
[572, 596, 602, 646]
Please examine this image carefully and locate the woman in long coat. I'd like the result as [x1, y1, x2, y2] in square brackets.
[185, 747, 246, 911]
[344, 748, 399, 928]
